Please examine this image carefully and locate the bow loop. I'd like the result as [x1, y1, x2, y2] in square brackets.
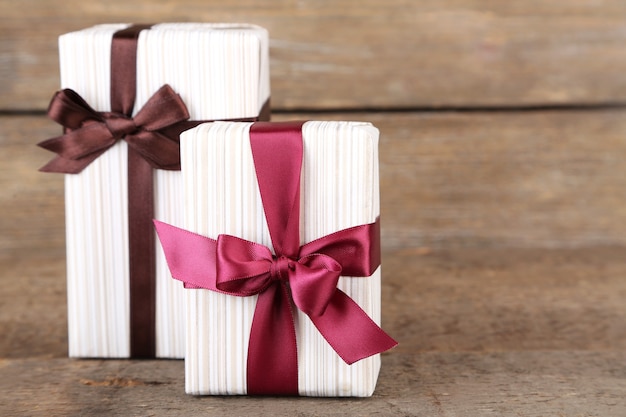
[215, 234, 274, 296]
[291, 254, 342, 317]
[133, 84, 190, 131]
[47, 88, 103, 129]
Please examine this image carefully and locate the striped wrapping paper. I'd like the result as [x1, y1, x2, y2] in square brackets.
[61, 23, 270, 358]
[181, 121, 383, 396]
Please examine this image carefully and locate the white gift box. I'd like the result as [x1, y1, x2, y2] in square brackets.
[56, 23, 270, 358]
[179, 121, 384, 396]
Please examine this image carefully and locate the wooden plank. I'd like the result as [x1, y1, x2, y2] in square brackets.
[1, 352, 625, 415]
[4, 240, 626, 359]
[4, 109, 626, 253]
[383, 246, 626, 353]
[0, 116, 67, 359]
[4, 113, 626, 355]
[2, 1, 626, 111]
[0, 116, 65, 256]
[281, 110, 626, 250]
[2, 114, 626, 413]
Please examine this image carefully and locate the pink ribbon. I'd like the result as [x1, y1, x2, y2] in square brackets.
[155, 121, 397, 395]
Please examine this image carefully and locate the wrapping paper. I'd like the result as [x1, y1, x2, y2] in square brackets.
[57, 23, 270, 358]
[179, 121, 384, 396]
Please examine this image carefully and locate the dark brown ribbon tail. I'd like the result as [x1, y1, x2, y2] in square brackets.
[110, 25, 158, 358]
[128, 147, 157, 358]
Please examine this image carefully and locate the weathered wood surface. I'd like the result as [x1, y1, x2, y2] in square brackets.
[4, 109, 626, 254]
[2, 1, 626, 111]
[1, 113, 626, 415]
[283, 110, 625, 250]
[375, 109, 626, 250]
[2, 351, 625, 416]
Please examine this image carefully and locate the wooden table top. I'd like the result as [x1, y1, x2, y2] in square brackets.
[2, 2, 626, 414]
[1, 112, 625, 415]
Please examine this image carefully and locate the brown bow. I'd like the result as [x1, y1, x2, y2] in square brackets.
[38, 84, 190, 173]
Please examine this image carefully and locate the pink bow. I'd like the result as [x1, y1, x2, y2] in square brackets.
[216, 234, 343, 317]
[155, 121, 397, 395]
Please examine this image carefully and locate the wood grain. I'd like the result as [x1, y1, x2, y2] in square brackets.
[1, 352, 625, 416]
[2, 1, 626, 111]
[4, 112, 626, 353]
[0, 116, 64, 256]
[3, 112, 626, 412]
[278, 110, 626, 250]
[3, 0, 626, 412]
[384, 246, 626, 354]
[5, 108, 626, 255]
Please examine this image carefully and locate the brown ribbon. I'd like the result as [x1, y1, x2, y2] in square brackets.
[39, 24, 271, 358]
[112, 25, 157, 358]
[39, 85, 189, 173]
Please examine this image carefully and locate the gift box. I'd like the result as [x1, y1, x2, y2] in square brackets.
[155, 121, 397, 396]
[38, 23, 270, 358]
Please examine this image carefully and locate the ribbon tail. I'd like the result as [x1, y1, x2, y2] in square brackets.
[126, 131, 181, 170]
[38, 152, 105, 174]
[128, 147, 156, 358]
[247, 282, 299, 396]
[153, 220, 219, 290]
[37, 122, 117, 173]
[310, 289, 397, 365]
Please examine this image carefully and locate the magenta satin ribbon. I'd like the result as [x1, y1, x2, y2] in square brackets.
[155, 121, 397, 395]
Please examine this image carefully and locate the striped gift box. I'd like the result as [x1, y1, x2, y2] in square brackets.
[177, 121, 385, 396]
[56, 23, 270, 358]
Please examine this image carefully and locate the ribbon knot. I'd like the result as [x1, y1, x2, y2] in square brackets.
[104, 112, 140, 139]
[212, 233, 342, 317]
[270, 256, 294, 282]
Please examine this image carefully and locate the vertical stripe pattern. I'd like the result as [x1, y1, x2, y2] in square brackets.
[182, 121, 382, 396]
[61, 23, 270, 358]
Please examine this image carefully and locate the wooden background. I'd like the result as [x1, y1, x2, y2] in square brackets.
[1, 1, 625, 415]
